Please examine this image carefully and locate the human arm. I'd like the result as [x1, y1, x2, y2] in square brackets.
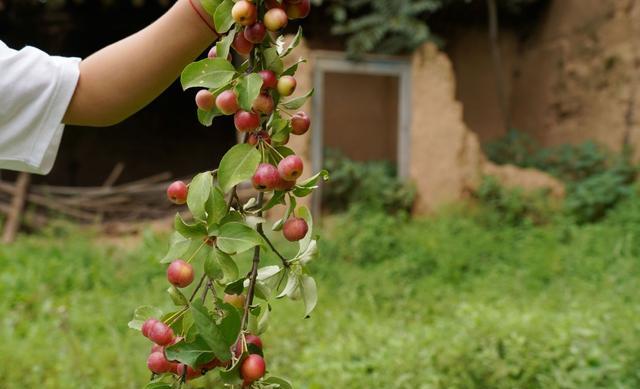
[62, 0, 217, 127]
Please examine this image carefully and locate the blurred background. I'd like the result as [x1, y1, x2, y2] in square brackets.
[1, 0, 640, 388]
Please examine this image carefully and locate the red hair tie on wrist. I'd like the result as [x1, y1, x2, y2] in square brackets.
[188, 0, 217, 34]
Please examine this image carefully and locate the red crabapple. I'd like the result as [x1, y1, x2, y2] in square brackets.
[147, 351, 172, 374]
[265, 0, 285, 9]
[176, 364, 202, 381]
[244, 22, 267, 44]
[167, 181, 188, 205]
[252, 93, 275, 114]
[234, 110, 261, 132]
[258, 70, 278, 90]
[277, 75, 297, 96]
[241, 354, 266, 384]
[167, 259, 194, 288]
[248, 130, 272, 146]
[148, 321, 175, 346]
[142, 318, 159, 338]
[277, 155, 304, 181]
[286, 0, 311, 19]
[264, 8, 288, 31]
[252, 163, 280, 191]
[275, 176, 296, 191]
[231, 0, 257, 26]
[216, 90, 240, 115]
[195, 90, 215, 111]
[283, 217, 308, 241]
[291, 111, 311, 135]
[233, 31, 254, 56]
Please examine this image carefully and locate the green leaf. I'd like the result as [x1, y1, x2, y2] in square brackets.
[296, 206, 313, 254]
[144, 382, 173, 389]
[219, 357, 244, 385]
[181, 58, 236, 90]
[292, 170, 330, 197]
[282, 58, 307, 77]
[270, 118, 291, 143]
[224, 278, 245, 295]
[200, 0, 222, 15]
[174, 213, 208, 239]
[217, 222, 264, 255]
[280, 26, 304, 57]
[161, 232, 192, 263]
[257, 304, 271, 335]
[264, 48, 284, 74]
[214, 0, 235, 33]
[218, 144, 262, 193]
[263, 191, 286, 211]
[300, 274, 317, 317]
[235, 73, 264, 111]
[198, 107, 221, 127]
[296, 239, 318, 266]
[167, 286, 189, 306]
[128, 306, 162, 331]
[281, 88, 314, 110]
[190, 300, 239, 361]
[165, 335, 215, 367]
[216, 28, 235, 59]
[206, 186, 228, 226]
[263, 376, 294, 389]
[188, 172, 213, 221]
[277, 272, 299, 299]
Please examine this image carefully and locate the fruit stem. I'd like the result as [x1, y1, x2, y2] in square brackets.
[186, 240, 207, 264]
[242, 192, 264, 330]
[258, 230, 289, 268]
[189, 274, 207, 302]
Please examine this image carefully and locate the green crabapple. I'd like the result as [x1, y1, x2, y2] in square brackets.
[167, 259, 194, 288]
[277, 155, 304, 181]
[167, 180, 188, 205]
[283, 217, 309, 242]
[277, 75, 297, 96]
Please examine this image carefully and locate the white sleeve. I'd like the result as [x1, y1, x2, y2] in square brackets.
[0, 40, 80, 175]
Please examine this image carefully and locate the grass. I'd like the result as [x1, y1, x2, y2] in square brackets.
[1, 200, 640, 389]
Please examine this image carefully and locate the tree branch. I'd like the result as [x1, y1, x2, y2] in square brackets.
[259, 230, 290, 268]
[242, 192, 264, 330]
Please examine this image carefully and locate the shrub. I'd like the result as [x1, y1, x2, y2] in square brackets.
[321, 149, 416, 213]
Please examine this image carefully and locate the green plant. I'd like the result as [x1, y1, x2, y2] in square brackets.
[128, 2, 328, 388]
[321, 149, 416, 213]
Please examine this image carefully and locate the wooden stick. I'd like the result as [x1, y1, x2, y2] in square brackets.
[102, 162, 125, 188]
[2, 172, 31, 244]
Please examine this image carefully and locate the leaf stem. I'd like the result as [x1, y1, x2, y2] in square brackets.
[185, 240, 207, 264]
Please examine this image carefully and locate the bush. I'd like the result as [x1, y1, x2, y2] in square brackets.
[322, 149, 416, 213]
[483, 131, 637, 223]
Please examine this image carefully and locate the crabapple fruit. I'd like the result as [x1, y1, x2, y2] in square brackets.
[283, 217, 309, 241]
[233, 31, 254, 56]
[248, 130, 272, 145]
[258, 70, 278, 90]
[264, 8, 288, 31]
[278, 155, 304, 181]
[291, 111, 311, 135]
[195, 90, 215, 111]
[223, 293, 246, 309]
[167, 181, 188, 205]
[277, 75, 297, 96]
[244, 22, 266, 44]
[216, 90, 240, 115]
[251, 163, 280, 191]
[275, 175, 296, 191]
[167, 259, 194, 288]
[142, 318, 159, 338]
[252, 93, 275, 114]
[234, 110, 261, 132]
[231, 0, 257, 26]
[148, 321, 175, 346]
[241, 354, 266, 383]
[286, 0, 311, 19]
[265, 0, 285, 9]
[176, 364, 202, 381]
[147, 351, 172, 374]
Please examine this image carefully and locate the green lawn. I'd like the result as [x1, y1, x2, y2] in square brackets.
[1, 201, 640, 389]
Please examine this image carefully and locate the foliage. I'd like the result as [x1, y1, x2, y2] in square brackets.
[321, 149, 416, 213]
[319, 0, 545, 57]
[3, 200, 640, 387]
[483, 130, 637, 223]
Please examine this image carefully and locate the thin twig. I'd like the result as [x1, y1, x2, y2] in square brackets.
[201, 279, 213, 304]
[189, 274, 207, 302]
[259, 230, 290, 268]
[241, 192, 264, 329]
